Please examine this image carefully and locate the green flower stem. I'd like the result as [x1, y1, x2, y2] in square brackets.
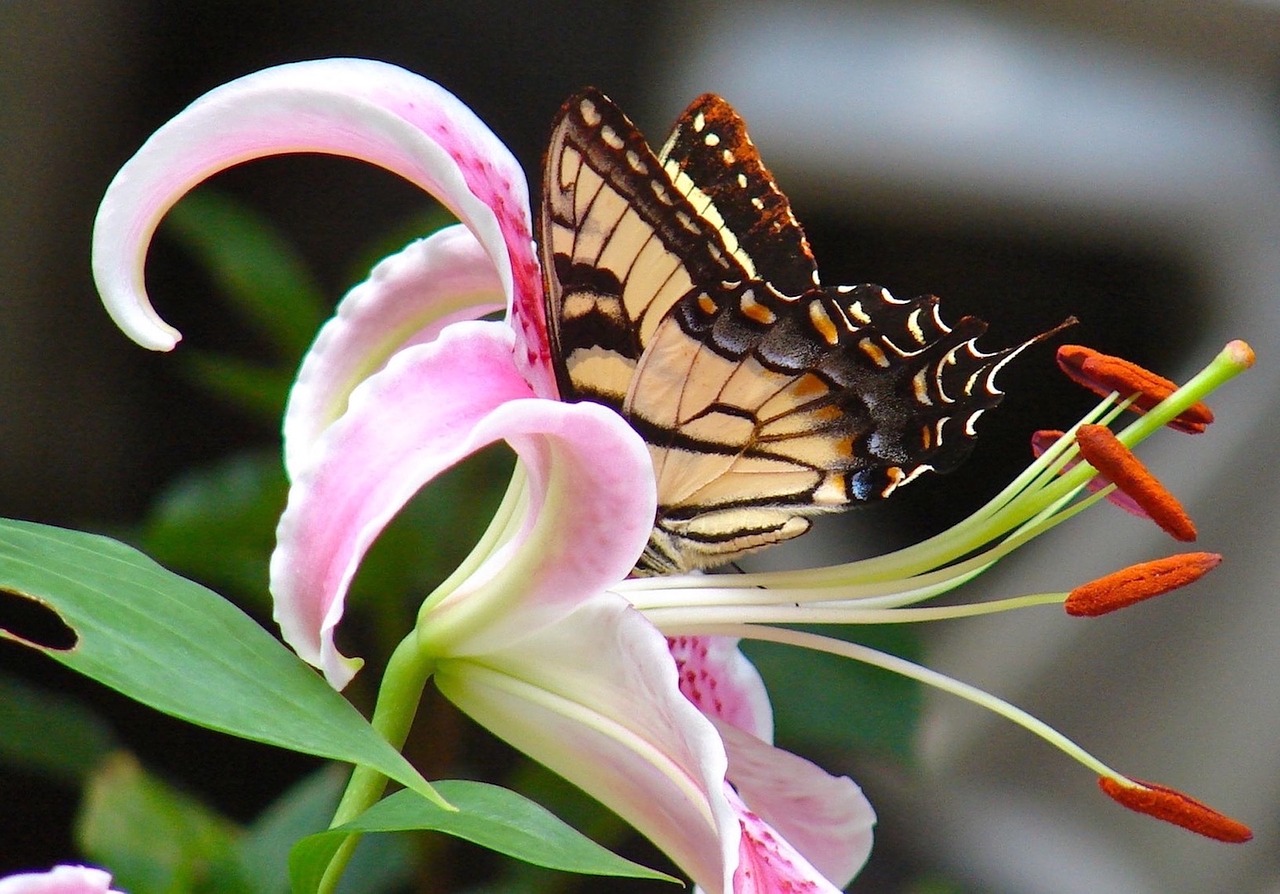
[319, 633, 440, 894]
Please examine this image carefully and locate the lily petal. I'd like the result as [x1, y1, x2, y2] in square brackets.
[435, 594, 741, 894]
[667, 634, 773, 742]
[720, 723, 876, 889]
[725, 785, 844, 894]
[272, 320, 654, 687]
[0, 866, 123, 894]
[91, 58, 551, 395]
[282, 224, 504, 476]
[670, 636, 874, 886]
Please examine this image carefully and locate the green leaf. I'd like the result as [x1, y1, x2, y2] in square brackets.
[240, 768, 415, 894]
[181, 351, 299, 423]
[743, 624, 924, 762]
[0, 519, 442, 807]
[164, 190, 327, 357]
[289, 783, 676, 894]
[77, 753, 253, 894]
[138, 451, 286, 608]
[0, 671, 116, 782]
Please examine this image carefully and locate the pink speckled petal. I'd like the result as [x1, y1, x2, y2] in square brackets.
[272, 320, 654, 687]
[282, 224, 503, 476]
[667, 635, 773, 742]
[720, 723, 875, 889]
[725, 785, 844, 894]
[0, 866, 123, 894]
[436, 594, 741, 894]
[92, 58, 552, 395]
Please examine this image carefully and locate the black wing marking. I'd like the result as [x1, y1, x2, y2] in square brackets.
[657, 94, 818, 296]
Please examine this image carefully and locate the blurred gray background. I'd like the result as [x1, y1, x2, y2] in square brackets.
[3, 1, 1279, 891]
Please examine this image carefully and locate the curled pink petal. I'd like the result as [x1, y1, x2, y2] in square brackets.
[271, 320, 654, 687]
[92, 58, 551, 395]
[719, 723, 875, 888]
[668, 635, 773, 742]
[0, 866, 123, 894]
[282, 224, 504, 476]
[435, 595, 740, 894]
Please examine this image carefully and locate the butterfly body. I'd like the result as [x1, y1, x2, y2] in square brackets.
[540, 89, 1041, 575]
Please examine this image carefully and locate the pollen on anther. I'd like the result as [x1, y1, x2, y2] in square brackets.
[1099, 776, 1252, 843]
[1057, 345, 1214, 434]
[1066, 552, 1221, 616]
[1076, 425, 1197, 541]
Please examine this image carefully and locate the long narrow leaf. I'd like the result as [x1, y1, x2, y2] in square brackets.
[289, 782, 676, 893]
[0, 519, 443, 807]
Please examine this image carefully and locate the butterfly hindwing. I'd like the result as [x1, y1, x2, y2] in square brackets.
[540, 88, 1046, 574]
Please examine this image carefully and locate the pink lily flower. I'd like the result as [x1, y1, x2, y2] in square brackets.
[92, 59, 873, 892]
[0, 866, 123, 894]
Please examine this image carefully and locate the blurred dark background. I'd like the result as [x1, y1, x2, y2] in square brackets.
[3, 2, 1280, 892]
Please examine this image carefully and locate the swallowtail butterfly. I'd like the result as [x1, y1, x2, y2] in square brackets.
[539, 89, 1050, 575]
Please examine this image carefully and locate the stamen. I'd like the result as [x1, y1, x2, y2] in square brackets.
[1057, 345, 1214, 434]
[1098, 777, 1253, 842]
[1031, 429, 1147, 518]
[1065, 552, 1221, 616]
[1075, 425, 1196, 541]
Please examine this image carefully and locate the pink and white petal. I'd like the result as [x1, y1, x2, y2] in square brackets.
[667, 635, 773, 743]
[282, 224, 503, 476]
[272, 320, 654, 687]
[719, 722, 875, 888]
[725, 786, 844, 894]
[0, 865, 123, 894]
[91, 58, 551, 396]
[435, 595, 741, 894]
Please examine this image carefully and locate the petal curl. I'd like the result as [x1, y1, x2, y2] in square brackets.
[435, 595, 740, 894]
[92, 58, 551, 395]
[668, 635, 773, 742]
[272, 321, 654, 687]
[720, 723, 875, 889]
[0, 866, 122, 894]
[282, 224, 503, 476]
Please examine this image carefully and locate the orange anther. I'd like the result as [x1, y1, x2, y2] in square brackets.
[1031, 429, 1147, 518]
[1099, 777, 1252, 843]
[1066, 552, 1221, 616]
[1075, 425, 1197, 541]
[1056, 345, 1214, 434]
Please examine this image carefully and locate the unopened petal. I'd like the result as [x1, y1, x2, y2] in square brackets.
[719, 723, 875, 889]
[91, 58, 549, 393]
[282, 224, 503, 476]
[435, 595, 740, 893]
[0, 866, 123, 894]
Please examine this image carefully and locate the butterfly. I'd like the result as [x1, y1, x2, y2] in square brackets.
[538, 88, 1051, 576]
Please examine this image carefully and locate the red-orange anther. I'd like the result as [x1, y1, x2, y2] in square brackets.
[1066, 552, 1221, 616]
[1099, 776, 1253, 843]
[1031, 429, 1148, 518]
[1075, 425, 1197, 541]
[1057, 345, 1214, 434]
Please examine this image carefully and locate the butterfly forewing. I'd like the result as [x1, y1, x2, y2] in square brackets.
[657, 94, 818, 295]
[540, 88, 1052, 575]
[540, 89, 748, 408]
